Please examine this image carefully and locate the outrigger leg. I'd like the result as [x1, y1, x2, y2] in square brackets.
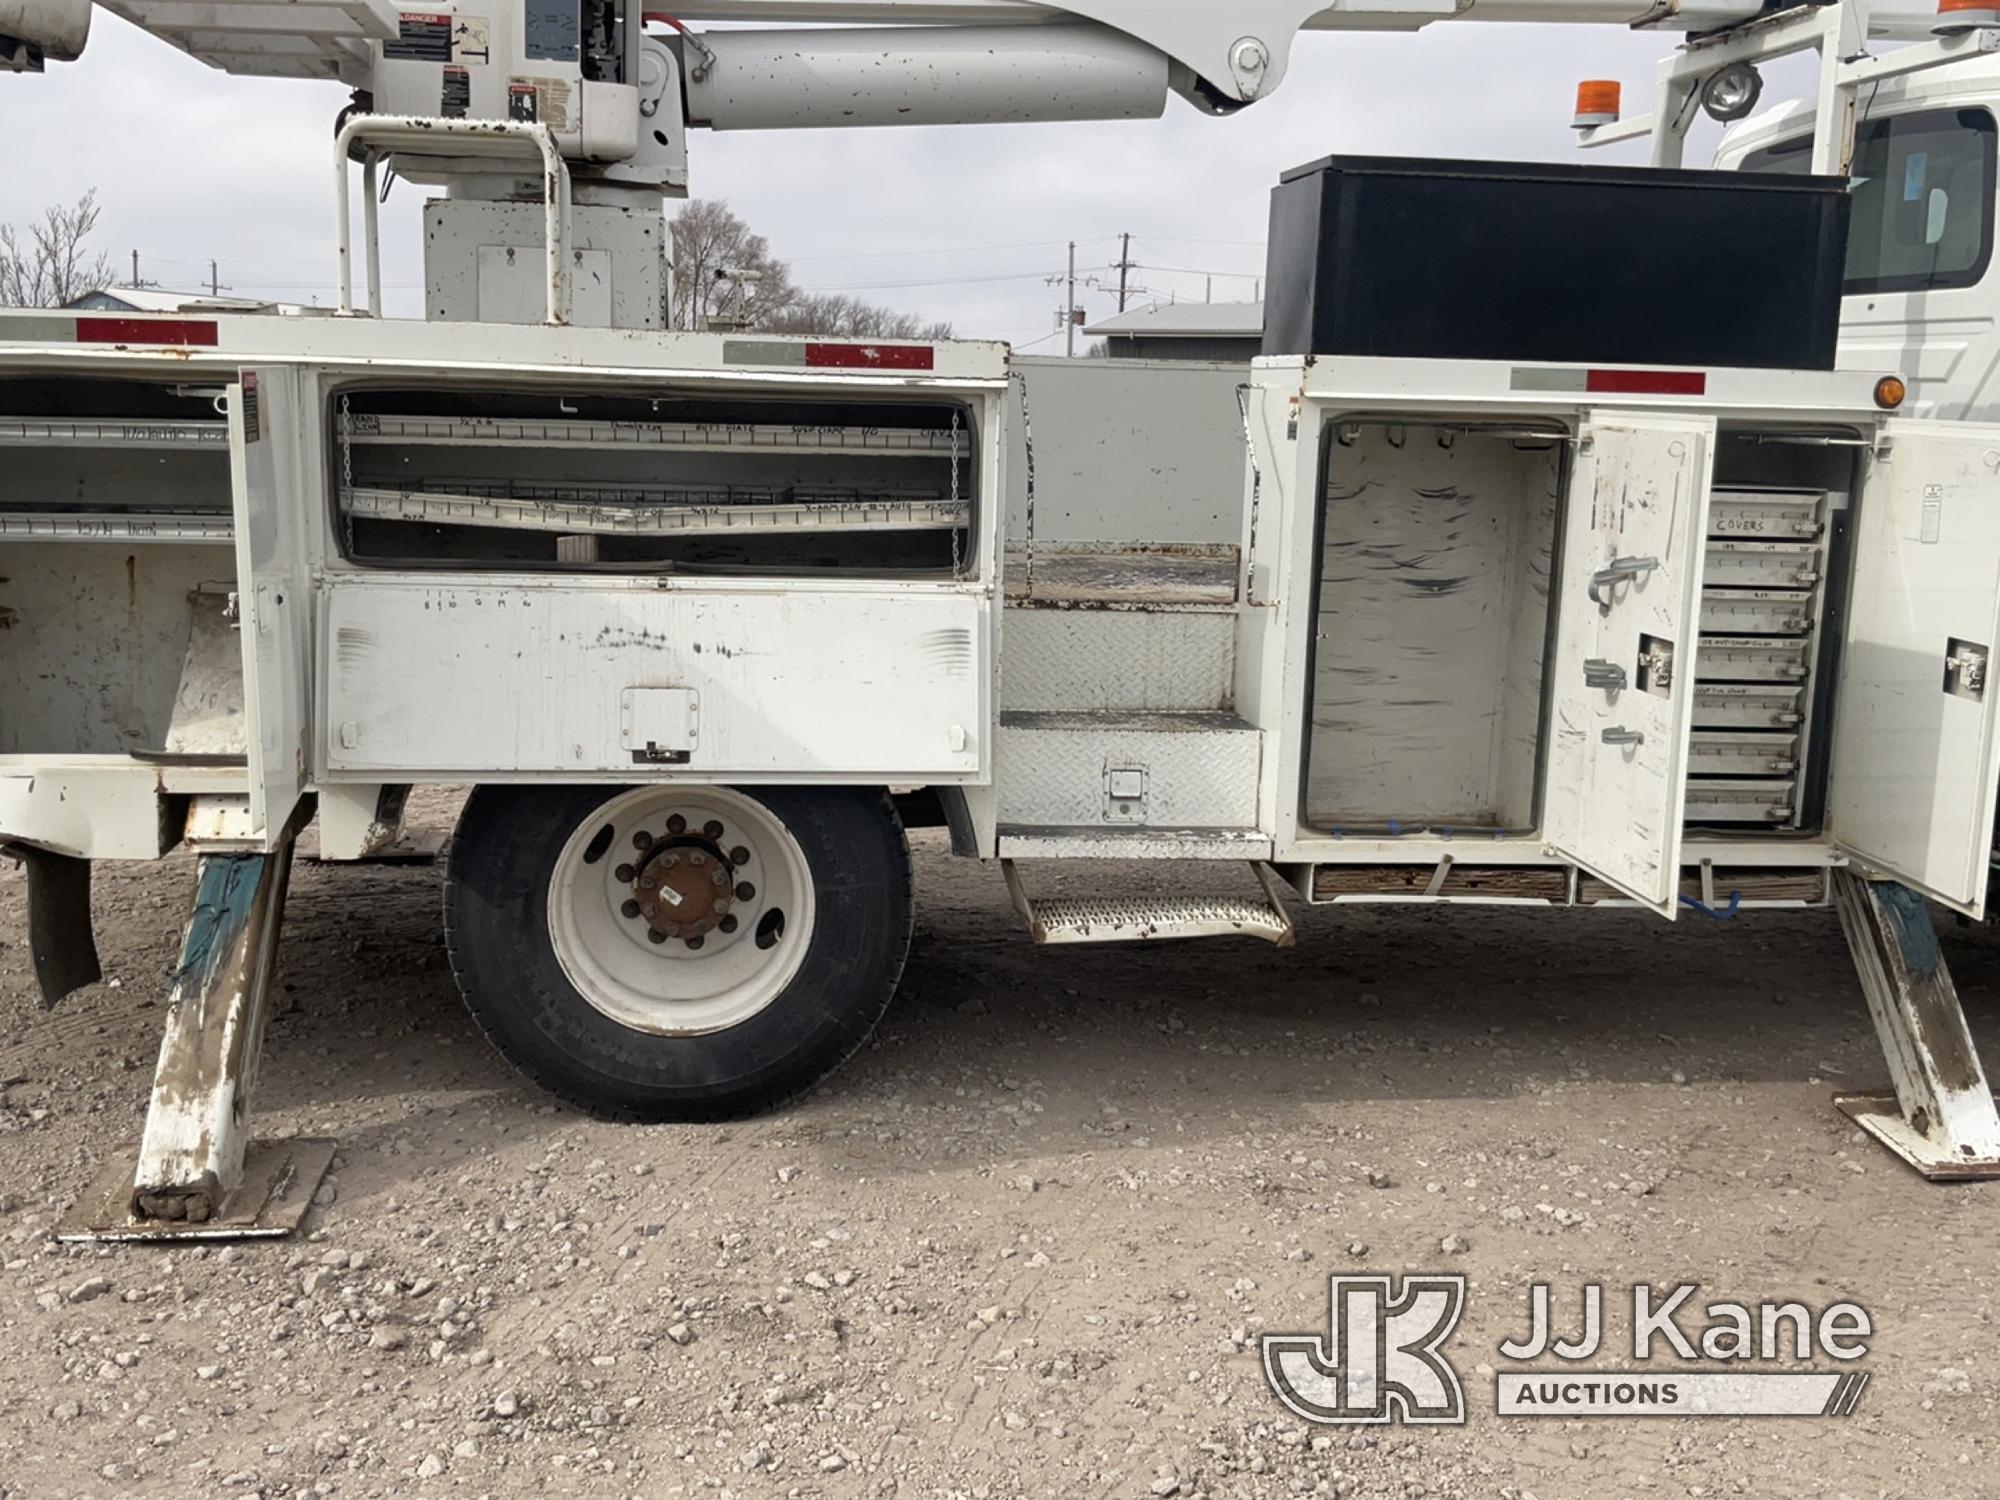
[60, 815, 333, 1241]
[1831, 869, 2000, 1182]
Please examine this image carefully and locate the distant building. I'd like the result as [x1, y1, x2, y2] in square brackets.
[64, 287, 326, 318]
[1085, 301, 1264, 362]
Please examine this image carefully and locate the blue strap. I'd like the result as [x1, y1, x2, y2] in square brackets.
[1678, 891, 1743, 921]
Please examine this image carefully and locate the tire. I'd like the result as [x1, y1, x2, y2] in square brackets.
[444, 783, 913, 1120]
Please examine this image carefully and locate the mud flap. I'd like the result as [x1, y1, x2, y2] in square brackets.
[9, 844, 103, 1009]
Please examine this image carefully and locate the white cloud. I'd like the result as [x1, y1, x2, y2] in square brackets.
[2, 16, 1813, 337]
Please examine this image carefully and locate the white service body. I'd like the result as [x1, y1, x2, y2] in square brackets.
[5, 315, 1999, 928]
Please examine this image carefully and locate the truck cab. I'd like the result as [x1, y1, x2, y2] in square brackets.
[1719, 58, 2000, 421]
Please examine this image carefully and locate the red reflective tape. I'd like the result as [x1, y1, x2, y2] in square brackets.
[1586, 368, 1707, 396]
[74, 317, 220, 348]
[804, 343, 935, 371]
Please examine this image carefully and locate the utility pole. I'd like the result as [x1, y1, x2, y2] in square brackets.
[1065, 240, 1077, 358]
[129, 249, 140, 289]
[209, 260, 222, 298]
[1115, 232, 1136, 313]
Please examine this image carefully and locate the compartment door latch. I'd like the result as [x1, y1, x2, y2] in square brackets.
[1945, 639, 1991, 702]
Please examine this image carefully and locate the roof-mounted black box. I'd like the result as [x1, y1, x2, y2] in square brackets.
[1262, 155, 1851, 370]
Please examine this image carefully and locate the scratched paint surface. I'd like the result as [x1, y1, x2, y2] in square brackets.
[1306, 426, 1559, 831]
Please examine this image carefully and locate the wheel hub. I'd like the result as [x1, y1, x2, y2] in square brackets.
[617, 817, 756, 950]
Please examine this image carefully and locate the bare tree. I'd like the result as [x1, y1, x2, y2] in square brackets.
[765, 292, 952, 342]
[667, 200, 795, 332]
[667, 199, 951, 339]
[1, 191, 112, 308]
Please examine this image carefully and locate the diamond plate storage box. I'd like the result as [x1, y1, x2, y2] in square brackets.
[1262, 156, 1851, 370]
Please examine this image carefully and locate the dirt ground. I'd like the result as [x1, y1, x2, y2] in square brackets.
[2, 797, 1998, 1500]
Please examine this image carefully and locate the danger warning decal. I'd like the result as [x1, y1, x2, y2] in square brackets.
[384, 13, 453, 62]
[384, 12, 488, 64]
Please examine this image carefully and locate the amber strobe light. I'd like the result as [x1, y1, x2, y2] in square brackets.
[1875, 376, 1908, 410]
[1573, 80, 1622, 130]
[1936, 0, 2000, 33]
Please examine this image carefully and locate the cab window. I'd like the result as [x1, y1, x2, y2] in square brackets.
[1746, 107, 1997, 295]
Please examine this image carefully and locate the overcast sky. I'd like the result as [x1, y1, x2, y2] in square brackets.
[6, 14, 1812, 343]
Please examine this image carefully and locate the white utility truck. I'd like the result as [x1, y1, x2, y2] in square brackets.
[5, 0, 2000, 1240]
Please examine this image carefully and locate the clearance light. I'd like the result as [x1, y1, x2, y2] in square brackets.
[1936, 0, 2000, 33]
[1875, 376, 1908, 410]
[1573, 80, 1622, 132]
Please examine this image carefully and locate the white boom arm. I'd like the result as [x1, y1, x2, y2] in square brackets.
[4, 0, 1955, 92]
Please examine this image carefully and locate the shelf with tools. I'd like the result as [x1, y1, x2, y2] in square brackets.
[335, 387, 978, 574]
[1685, 488, 1834, 829]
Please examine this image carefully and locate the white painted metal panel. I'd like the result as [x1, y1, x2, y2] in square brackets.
[1828, 421, 2000, 917]
[320, 581, 987, 779]
[230, 369, 313, 849]
[1005, 358, 1247, 547]
[1545, 411, 1717, 918]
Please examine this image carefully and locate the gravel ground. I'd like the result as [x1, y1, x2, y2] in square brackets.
[2, 795, 1998, 1500]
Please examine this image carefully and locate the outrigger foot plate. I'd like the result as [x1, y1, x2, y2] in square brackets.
[1833, 1093, 2000, 1183]
[57, 1138, 336, 1243]
[1832, 870, 2000, 1182]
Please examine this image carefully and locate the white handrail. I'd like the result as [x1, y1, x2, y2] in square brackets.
[333, 115, 572, 325]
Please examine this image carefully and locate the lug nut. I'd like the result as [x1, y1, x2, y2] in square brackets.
[710, 868, 727, 887]
[703, 820, 725, 841]
[647, 929, 668, 946]
[666, 814, 687, 835]
[729, 846, 750, 866]
[659, 851, 680, 870]
[614, 863, 637, 883]
[621, 899, 642, 919]
[720, 915, 739, 934]
[689, 851, 707, 868]
[686, 935, 706, 951]
[736, 882, 755, 901]
[633, 830, 654, 851]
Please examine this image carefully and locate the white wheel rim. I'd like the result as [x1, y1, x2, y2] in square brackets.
[546, 787, 816, 1036]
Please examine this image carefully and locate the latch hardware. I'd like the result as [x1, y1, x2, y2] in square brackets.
[1638, 634, 1676, 698]
[1601, 728, 1646, 748]
[1945, 639, 1991, 703]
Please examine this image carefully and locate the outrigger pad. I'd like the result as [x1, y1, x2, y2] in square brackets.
[11, 844, 103, 1009]
[55, 1138, 336, 1244]
[1834, 1093, 2000, 1183]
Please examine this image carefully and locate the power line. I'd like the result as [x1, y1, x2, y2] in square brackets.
[797, 268, 1060, 293]
[786, 235, 1114, 265]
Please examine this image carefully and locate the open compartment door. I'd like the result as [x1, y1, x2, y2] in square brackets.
[1545, 411, 1717, 918]
[1829, 421, 2000, 919]
[229, 368, 312, 848]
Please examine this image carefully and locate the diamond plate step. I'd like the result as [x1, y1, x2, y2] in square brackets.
[1002, 862, 1294, 947]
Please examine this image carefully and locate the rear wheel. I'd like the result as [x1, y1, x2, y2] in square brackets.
[445, 784, 912, 1120]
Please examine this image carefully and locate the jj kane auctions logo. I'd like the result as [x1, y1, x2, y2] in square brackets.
[1263, 1277, 1874, 1425]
